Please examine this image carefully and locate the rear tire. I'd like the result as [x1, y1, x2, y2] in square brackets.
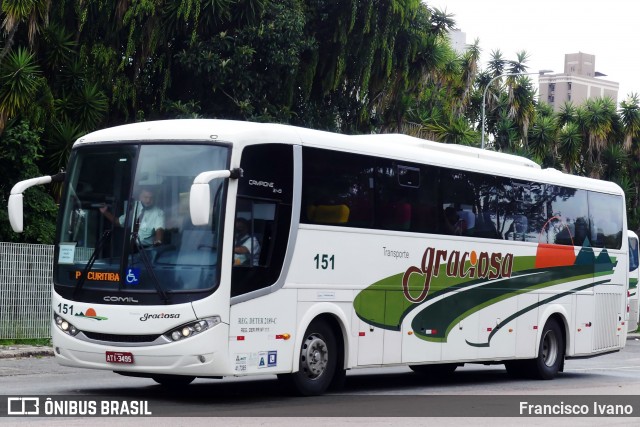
[504, 360, 528, 378]
[529, 318, 564, 380]
[279, 320, 337, 396]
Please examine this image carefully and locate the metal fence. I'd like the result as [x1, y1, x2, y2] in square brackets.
[0, 242, 53, 339]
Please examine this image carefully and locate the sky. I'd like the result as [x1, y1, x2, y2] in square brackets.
[434, 0, 640, 103]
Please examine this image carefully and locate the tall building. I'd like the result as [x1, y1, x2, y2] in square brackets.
[447, 29, 467, 55]
[538, 52, 619, 110]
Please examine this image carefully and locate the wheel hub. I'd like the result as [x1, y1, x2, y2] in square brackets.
[301, 334, 328, 379]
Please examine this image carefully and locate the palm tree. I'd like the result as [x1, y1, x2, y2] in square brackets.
[453, 38, 480, 117]
[487, 49, 506, 77]
[426, 116, 478, 145]
[492, 109, 519, 151]
[557, 122, 582, 174]
[578, 97, 619, 174]
[0, 47, 42, 133]
[528, 115, 558, 164]
[619, 93, 640, 151]
[600, 144, 628, 182]
[508, 74, 536, 146]
[556, 101, 577, 127]
[0, 0, 51, 61]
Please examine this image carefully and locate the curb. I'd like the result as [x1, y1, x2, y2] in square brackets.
[0, 346, 54, 359]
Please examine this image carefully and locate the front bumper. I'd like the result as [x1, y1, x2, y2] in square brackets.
[52, 320, 231, 377]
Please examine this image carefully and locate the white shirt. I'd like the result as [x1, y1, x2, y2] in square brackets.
[234, 234, 261, 266]
[119, 203, 165, 246]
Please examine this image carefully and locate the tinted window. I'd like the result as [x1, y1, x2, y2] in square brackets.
[300, 147, 624, 249]
[503, 181, 546, 243]
[629, 236, 639, 271]
[376, 162, 435, 232]
[540, 186, 589, 246]
[302, 148, 374, 227]
[439, 169, 497, 238]
[589, 192, 623, 249]
[231, 144, 293, 297]
[237, 144, 293, 204]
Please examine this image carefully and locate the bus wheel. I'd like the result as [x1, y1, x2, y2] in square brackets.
[504, 360, 527, 378]
[530, 318, 564, 380]
[281, 320, 337, 396]
[409, 363, 458, 379]
[152, 375, 195, 387]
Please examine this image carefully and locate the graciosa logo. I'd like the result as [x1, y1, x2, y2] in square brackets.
[402, 247, 514, 303]
[139, 312, 180, 321]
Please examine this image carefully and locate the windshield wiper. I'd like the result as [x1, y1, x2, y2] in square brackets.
[132, 233, 170, 304]
[73, 230, 111, 297]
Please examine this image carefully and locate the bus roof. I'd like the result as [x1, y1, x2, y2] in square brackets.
[75, 119, 623, 196]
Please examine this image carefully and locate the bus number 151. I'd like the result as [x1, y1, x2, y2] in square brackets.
[314, 254, 335, 270]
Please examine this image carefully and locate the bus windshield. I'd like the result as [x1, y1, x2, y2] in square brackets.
[55, 143, 229, 299]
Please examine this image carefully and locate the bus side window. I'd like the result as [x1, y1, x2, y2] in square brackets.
[231, 144, 293, 297]
[588, 192, 623, 249]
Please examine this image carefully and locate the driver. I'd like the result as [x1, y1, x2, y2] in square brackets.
[100, 187, 165, 247]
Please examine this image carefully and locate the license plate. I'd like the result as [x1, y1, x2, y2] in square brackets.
[105, 351, 134, 364]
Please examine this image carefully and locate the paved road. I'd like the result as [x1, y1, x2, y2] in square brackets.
[1, 338, 640, 425]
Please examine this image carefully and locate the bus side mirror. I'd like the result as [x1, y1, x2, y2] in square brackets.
[190, 183, 212, 226]
[8, 193, 25, 233]
[189, 169, 242, 226]
[8, 173, 65, 233]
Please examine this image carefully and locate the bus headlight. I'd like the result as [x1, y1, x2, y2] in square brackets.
[54, 314, 80, 336]
[164, 316, 221, 342]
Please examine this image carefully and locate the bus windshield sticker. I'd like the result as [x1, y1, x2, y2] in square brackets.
[58, 242, 77, 264]
[125, 268, 141, 285]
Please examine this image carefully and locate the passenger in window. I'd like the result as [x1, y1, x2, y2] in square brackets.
[100, 187, 165, 247]
[234, 217, 261, 266]
[573, 217, 588, 246]
[442, 207, 467, 235]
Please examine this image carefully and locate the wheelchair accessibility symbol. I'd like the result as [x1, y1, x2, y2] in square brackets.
[125, 268, 140, 285]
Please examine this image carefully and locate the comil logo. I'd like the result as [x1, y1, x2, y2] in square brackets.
[7, 397, 40, 415]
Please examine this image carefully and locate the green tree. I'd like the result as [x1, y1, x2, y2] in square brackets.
[0, 0, 51, 61]
[576, 97, 620, 178]
[0, 47, 42, 133]
[528, 114, 558, 165]
[620, 94, 640, 151]
[0, 121, 57, 243]
[557, 122, 582, 174]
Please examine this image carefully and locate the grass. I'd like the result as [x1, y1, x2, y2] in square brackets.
[0, 338, 51, 346]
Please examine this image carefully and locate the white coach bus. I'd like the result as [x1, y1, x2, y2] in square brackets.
[8, 120, 629, 395]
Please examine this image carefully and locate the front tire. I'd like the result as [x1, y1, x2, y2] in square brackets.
[279, 320, 337, 396]
[529, 318, 564, 380]
[152, 375, 195, 387]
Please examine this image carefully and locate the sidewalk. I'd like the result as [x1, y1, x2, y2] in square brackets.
[0, 345, 54, 359]
[1, 333, 639, 360]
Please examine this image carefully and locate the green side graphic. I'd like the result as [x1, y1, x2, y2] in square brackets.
[411, 264, 606, 342]
[466, 279, 611, 347]
[354, 255, 538, 331]
[354, 245, 618, 344]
